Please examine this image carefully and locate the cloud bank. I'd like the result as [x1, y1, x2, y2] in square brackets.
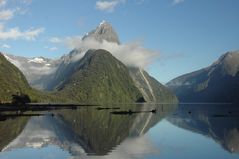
[51, 36, 159, 68]
[0, 0, 44, 42]
[49, 37, 62, 43]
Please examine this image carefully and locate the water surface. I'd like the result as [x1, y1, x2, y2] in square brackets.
[0, 103, 238, 159]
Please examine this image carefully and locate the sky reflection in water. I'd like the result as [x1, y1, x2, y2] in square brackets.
[0, 104, 238, 159]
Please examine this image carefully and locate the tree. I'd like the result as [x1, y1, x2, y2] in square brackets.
[11, 93, 31, 105]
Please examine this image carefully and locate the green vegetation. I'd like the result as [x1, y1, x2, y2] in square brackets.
[55, 104, 176, 155]
[0, 53, 31, 102]
[0, 53, 71, 103]
[56, 49, 144, 104]
[0, 49, 177, 104]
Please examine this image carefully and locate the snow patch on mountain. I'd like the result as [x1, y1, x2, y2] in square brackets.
[28, 57, 46, 64]
[99, 20, 107, 26]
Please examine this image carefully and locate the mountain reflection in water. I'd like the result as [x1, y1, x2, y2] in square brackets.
[167, 104, 239, 153]
[0, 104, 175, 158]
[0, 103, 239, 159]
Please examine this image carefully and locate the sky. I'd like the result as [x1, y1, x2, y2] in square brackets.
[0, 0, 238, 83]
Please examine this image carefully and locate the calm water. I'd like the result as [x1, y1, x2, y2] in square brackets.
[0, 103, 239, 159]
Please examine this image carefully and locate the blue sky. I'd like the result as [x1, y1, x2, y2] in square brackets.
[0, 0, 238, 83]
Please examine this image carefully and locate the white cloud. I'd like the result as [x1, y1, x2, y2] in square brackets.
[61, 37, 158, 68]
[23, 28, 45, 40]
[0, 9, 14, 20]
[49, 47, 58, 51]
[45, 45, 59, 52]
[23, 64, 57, 79]
[49, 37, 62, 43]
[0, 24, 44, 40]
[2, 43, 10, 48]
[172, 0, 185, 5]
[0, 0, 6, 8]
[96, 0, 126, 12]
[96, 1, 118, 12]
[0, 0, 33, 20]
[64, 36, 82, 49]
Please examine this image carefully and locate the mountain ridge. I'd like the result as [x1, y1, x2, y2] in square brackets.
[167, 51, 239, 103]
[56, 49, 145, 103]
[1, 21, 177, 104]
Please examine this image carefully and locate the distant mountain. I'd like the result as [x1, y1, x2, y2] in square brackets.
[0, 53, 72, 103]
[56, 49, 144, 103]
[82, 20, 120, 44]
[167, 51, 239, 103]
[2, 53, 57, 90]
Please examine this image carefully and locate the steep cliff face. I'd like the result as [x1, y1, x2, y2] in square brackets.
[129, 67, 178, 103]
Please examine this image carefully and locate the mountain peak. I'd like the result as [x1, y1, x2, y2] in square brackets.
[217, 51, 239, 76]
[97, 20, 114, 29]
[82, 21, 120, 44]
[220, 51, 239, 61]
[212, 51, 239, 76]
[99, 20, 108, 26]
